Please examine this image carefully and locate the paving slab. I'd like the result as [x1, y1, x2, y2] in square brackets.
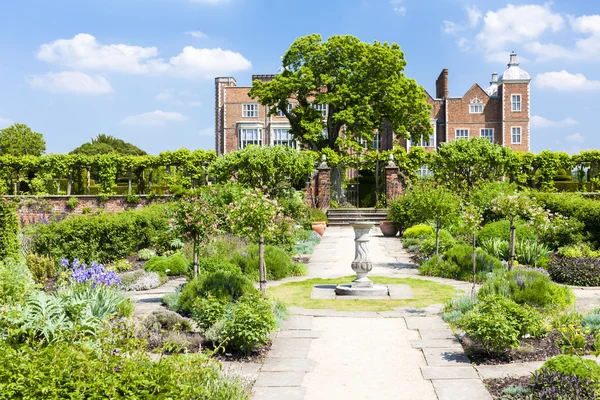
[261, 357, 316, 372]
[253, 371, 305, 387]
[422, 348, 471, 366]
[410, 339, 462, 349]
[281, 316, 313, 331]
[220, 361, 261, 378]
[253, 387, 306, 400]
[421, 366, 480, 380]
[405, 316, 448, 330]
[277, 330, 321, 338]
[475, 361, 544, 380]
[268, 338, 313, 359]
[432, 379, 492, 400]
[419, 329, 456, 340]
[387, 284, 414, 299]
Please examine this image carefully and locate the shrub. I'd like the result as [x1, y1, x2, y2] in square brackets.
[583, 310, 600, 333]
[108, 258, 132, 272]
[457, 295, 544, 354]
[30, 204, 174, 264]
[162, 287, 182, 313]
[548, 255, 600, 287]
[531, 368, 598, 400]
[540, 216, 588, 250]
[515, 240, 552, 266]
[221, 292, 276, 355]
[479, 268, 574, 310]
[119, 270, 165, 291]
[192, 296, 228, 329]
[0, 199, 19, 260]
[557, 243, 600, 258]
[233, 245, 294, 281]
[420, 244, 503, 281]
[542, 355, 600, 385]
[201, 234, 247, 261]
[388, 194, 418, 231]
[145, 253, 190, 276]
[25, 253, 56, 284]
[477, 219, 535, 243]
[65, 197, 78, 210]
[136, 310, 200, 352]
[420, 229, 456, 256]
[478, 238, 509, 260]
[0, 260, 35, 305]
[195, 257, 240, 276]
[138, 248, 156, 261]
[403, 224, 434, 239]
[308, 208, 328, 223]
[140, 310, 193, 333]
[178, 271, 255, 316]
[442, 296, 476, 323]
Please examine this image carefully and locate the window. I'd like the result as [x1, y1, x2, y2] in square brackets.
[242, 103, 259, 117]
[272, 128, 296, 148]
[373, 131, 381, 150]
[511, 94, 521, 112]
[480, 128, 494, 143]
[455, 129, 469, 140]
[239, 128, 262, 148]
[417, 165, 432, 178]
[311, 103, 327, 117]
[511, 126, 522, 144]
[322, 128, 328, 138]
[415, 133, 435, 147]
[277, 103, 293, 117]
[469, 98, 484, 113]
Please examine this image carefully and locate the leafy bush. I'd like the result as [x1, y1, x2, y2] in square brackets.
[442, 296, 476, 323]
[420, 229, 456, 256]
[457, 295, 544, 354]
[30, 204, 174, 264]
[195, 257, 240, 276]
[25, 253, 56, 284]
[201, 234, 247, 261]
[178, 271, 255, 316]
[162, 287, 182, 313]
[403, 224, 434, 239]
[420, 244, 503, 281]
[220, 292, 276, 355]
[479, 268, 574, 310]
[192, 296, 228, 329]
[477, 219, 535, 243]
[542, 355, 600, 385]
[108, 258, 132, 272]
[233, 245, 294, 281]
[515, 240, 552, 266]
[557, 243, 600, 258]
[530, 368, 598, 400]
[145, 253, 190, 276]
[0, 259, 35, 304]
[548, 255, 600, 287]
[136, 310, 200, 352]
[308, 208, 328, 223]
[138, 248, 156, 261]
[540, 216, 588, 250]
[388, 194, 418, 231]
[0, 333, 251, 399]
[479, 238, 509, 260]
[0, 199, 19, 260]
[65, 197, 79, 210]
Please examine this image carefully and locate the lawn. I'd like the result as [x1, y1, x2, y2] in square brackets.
[267, 275, 462, 312]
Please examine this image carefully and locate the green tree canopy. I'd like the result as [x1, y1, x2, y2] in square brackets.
[0, 123, 46, 156]
[249, 34, 432, 152]
[71, 134, 146, 156]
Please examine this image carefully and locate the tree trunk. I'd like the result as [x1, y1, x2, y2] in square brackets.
[435, 218, 441, 256]
[67, 173, 72, 196]
[193, 241, 199, 278]
[508, 222, 516, 270]
[259, 236, 266, 294]
[128, 168, 132, 195]
[472, 232, 477, 301]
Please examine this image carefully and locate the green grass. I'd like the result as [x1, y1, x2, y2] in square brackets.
[267, 275, 462, 312]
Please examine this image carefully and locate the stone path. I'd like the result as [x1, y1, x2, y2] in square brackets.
[128, 277, 186, 316]
[254, 226, 492, 400]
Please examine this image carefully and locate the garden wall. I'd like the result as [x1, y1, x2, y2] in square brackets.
[4, 195, 172, 226]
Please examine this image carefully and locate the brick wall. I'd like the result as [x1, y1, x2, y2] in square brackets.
[501, 82, 530, 151]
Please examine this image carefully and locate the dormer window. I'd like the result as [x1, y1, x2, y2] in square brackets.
[469, 97, 484, 114]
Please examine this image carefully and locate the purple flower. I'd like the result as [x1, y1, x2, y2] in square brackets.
[63, 258, 121, 287]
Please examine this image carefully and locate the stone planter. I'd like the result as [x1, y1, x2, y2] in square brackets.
[379, 220, 399, 237]
[311, 221, 326, 236]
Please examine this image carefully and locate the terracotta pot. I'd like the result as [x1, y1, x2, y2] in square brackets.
[311, 221, 326, 236]
[379, 220, 399, 237]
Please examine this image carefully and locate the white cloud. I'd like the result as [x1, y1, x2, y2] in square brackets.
[122, 110, 187, 126]
[457, 38, 471, 51]
[37, 34, 251, 78]
[442, 21, 460, 34]
[0, 117, 12, 128]
[531, 115, 578, 128]
[155, 89, 184, 105]
[27, 71, 113, 94]
[466, 5, 482, 28]
[199, 127, 214, 136]
[567, 133, 585, 144]
[186, 31, 207, 38]
[189, 101, 202, 107]
[441, 6, 482, 36]
[391, 0, 406, 16]
[536, 70, 600, 91]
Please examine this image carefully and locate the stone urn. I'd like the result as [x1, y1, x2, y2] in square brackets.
[379, 220, 399, 237]
[311, 221, 326, 236]
[350, 222, 375, 287]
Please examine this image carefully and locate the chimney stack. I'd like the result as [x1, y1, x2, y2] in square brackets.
[508, 51, 519, 66]
[436, 69, 449, 99]
[490, 72, 498, 84]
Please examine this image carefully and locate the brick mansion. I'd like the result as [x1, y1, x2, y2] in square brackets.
[214, 52, 530, 155]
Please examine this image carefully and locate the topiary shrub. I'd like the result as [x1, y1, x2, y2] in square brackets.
[233, 245, 294, 281]
[402, 224, 434, 239]
[420, 244, 503, 281]
[479, 268, 574, 310]
[457, 295, 544, 354]
[542, 355, 600, 386]
[531, 368, 598, 399]
[477, 219, 536, 243]
[25, 253, 57, 284]
[144, 253, 190, 276]
[548, 255, 600, 287]
[0, 199, 19, 260]
[420, 229, 456, 256]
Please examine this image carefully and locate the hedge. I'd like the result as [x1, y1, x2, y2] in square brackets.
[0, 199, 19, 260]
[548, 255, 600, 287]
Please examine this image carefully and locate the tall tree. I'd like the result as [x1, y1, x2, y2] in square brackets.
[71, 134, 146, 155]
[249, 34, 432, 152]
[0, 123, 46, 156]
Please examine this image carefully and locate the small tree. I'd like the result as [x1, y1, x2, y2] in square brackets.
[462, 203, 483, 300]
[0, 123, 46, 156]
[227, 190, 283, 294]
[169, 193, 219, 278]
[490, 192, 532, 270]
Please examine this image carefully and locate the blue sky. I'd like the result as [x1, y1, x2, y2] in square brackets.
[0, 0, 598, 154]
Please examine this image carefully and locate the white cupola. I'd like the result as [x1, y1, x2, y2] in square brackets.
[498, 51, 530, 82]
